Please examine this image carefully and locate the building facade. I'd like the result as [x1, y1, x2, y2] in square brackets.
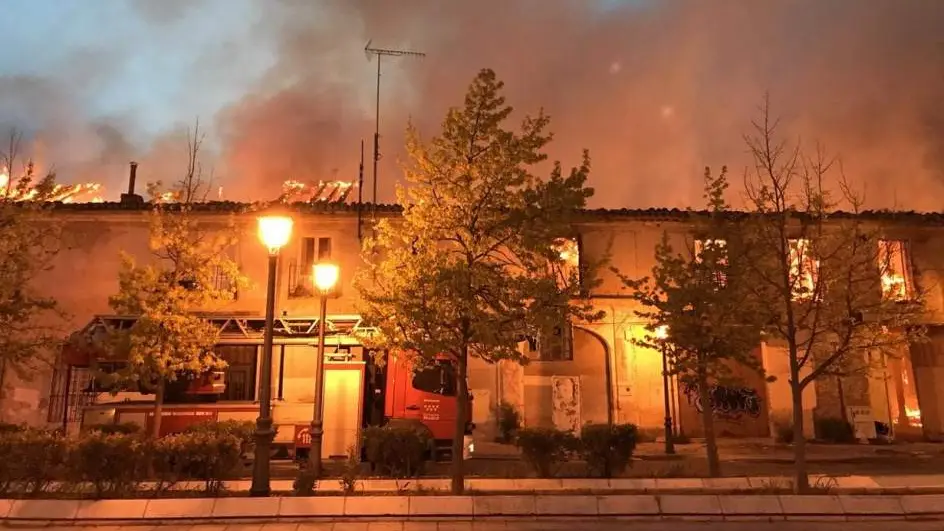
[3, 203, 942, 448]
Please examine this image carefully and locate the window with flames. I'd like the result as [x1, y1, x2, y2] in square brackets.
[878, 240, 913, 301]
[789, 239, 820, 301]
[550, 237, 581, 289]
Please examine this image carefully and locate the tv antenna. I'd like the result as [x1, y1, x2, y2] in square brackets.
[365, 40, 425, 218]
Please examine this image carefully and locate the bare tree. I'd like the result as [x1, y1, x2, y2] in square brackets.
[741, 97, 926, 492]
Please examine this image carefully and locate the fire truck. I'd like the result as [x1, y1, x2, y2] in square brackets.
[373, 353, 474, 459]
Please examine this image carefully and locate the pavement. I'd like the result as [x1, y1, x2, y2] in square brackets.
[10, 522, 944, 531]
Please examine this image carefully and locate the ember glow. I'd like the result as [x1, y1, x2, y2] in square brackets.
[279, 180, 356, 204]
[0, 166, 104, 203]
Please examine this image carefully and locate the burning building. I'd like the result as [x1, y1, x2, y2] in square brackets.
[1, 187, 941, 455]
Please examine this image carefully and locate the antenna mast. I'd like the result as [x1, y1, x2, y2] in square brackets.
[365, 40, 425, 220]
[357, 140, 365, 241]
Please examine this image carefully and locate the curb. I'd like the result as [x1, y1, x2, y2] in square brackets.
[25, 475, 923, 495]
[2, 494, 944, 524]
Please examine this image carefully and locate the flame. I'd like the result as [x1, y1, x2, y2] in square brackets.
[280, 179, 357, 203]
[905, 406, 922, 427]
[0, 166, 104, 203]
[880, 240, 911, 300]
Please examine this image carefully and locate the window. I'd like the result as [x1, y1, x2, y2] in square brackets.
[289, 237, 333, 298]
[526, 321, 574, 361]
[694, 239, 728, 287]
[217, 345, 257, 401]
[411, 360, 457, 396]
[879, 240, 914, 301]
[789, 239, 820, 301]
[213, 265, 239, 300]
[551, 237, 580, 289]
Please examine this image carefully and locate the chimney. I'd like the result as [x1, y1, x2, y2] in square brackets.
[127, 161, 138, 195]
[120, 161, 145, 207]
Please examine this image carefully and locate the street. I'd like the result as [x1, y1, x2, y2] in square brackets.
[24, 522, 944, 531]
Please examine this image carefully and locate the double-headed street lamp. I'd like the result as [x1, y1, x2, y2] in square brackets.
[250, 215, 293, 497]
[655, 325, 675, 455]
[309, 261, 340, 478]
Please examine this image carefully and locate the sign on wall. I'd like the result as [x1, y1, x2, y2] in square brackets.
[551, 376, 581, 432]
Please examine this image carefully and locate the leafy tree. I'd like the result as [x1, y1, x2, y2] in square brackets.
[0, 132, 64, 420]
[740, 99, 926, 492]
[618, 168, 765, 477]
[356, 69, 600, 494]
[108, 124, 245, 437]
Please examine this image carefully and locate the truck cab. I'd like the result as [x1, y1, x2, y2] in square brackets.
[382, 354, 473, 458]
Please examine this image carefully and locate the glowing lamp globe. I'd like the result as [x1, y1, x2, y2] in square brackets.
[258, 216, 293, 253]
[655, 325, 669, 340]
[313, 262, 340, 293]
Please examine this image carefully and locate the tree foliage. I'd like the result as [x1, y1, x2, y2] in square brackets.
[0, 131, 65, 418]
[617, 167, 765, 476]
[356, 69, 601, 493]
[108, 124, 245, 437]
[740, 98, 927, 491]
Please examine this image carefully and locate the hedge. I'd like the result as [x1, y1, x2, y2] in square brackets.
[0, 427, 244, 498]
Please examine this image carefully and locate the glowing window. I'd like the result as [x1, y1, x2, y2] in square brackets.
[878, 240, 913, 301]
[789, 239, 820, 301]
[694, 239, 728, 287]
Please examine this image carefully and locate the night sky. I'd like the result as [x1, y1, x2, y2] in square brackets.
[2, 1, 943, 210]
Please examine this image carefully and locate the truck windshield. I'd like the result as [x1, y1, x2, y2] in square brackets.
[411, 361, 457, 396]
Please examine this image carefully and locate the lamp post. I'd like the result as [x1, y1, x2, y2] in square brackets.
[250, 215, 293, 497]
[655, 325, 675, 455]
[309, 261, 340, 478]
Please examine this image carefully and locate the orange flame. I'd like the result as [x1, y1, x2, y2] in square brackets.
[280, 179, 356, 203]
[0, 166, 104, 203]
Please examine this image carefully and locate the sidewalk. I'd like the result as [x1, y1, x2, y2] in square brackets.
[4, 492, 944, 524]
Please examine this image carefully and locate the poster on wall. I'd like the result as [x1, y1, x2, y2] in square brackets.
[551, 376, 581, 432]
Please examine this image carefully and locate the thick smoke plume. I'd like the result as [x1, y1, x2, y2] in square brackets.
[3, 0, 944, 210]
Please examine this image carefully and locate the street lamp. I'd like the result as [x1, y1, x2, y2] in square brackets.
[309, 261, 340, 478]
[250, 215, 293, 497]
[655, 325, 675, 455]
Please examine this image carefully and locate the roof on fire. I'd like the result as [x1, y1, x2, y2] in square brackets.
[38, 200, 944, 225]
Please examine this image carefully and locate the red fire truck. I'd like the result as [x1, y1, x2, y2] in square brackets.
[378, 353, 473, 458]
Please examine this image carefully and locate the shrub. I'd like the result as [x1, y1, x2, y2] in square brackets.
[0, 422, 25, 434]
[184, 420, 257, 454]
[338, 445, 361, 494]
[68, 432, 147, 497]
[87, 422, 141, 436]
[158, 432, 244, 494]
[363, 426, 428, 478]
[293, 461, 318, 496]
[515, 427, 579, 478]
[815, 417, 856, 444]
[771, 415, 793, 444]
[579, 423, 637, 478]
[0, 428, 67, 496]
[496, 402, 521, 443]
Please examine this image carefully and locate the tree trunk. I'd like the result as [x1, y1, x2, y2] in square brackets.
[697, 368, 721, 477]
[151, 378, 165, 439]
[451, 349, 469, 494]
[790, 379, 809, 493]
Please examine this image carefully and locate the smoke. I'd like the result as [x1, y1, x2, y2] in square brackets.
[3, 0, 944, 210]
